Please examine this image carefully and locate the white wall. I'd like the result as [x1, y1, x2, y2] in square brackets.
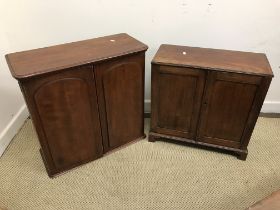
[0, 0, 279, 153]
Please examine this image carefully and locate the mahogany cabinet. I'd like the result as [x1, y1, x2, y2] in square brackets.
[6, 33, 148, 177]
[149, 44, 273, 160]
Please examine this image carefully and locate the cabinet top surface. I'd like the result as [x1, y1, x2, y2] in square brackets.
[6, 33, 148, 79]
[152, 44, 273, 76]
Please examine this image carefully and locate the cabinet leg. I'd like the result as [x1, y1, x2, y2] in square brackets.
[237, 150, 248, 161]
[148, 134, 158, 142]
[39, 149, 55, 178]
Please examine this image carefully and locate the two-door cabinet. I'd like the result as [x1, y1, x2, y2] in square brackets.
[149, 44, 273, 160]
[6, 33, 148, 177]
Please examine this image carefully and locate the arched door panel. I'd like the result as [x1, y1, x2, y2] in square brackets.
[95, 53, 145, 152]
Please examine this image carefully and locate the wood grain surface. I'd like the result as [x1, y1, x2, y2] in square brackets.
[7, 33, 148, 177]
[6, 33, 148, 79]
[149, 44, 273, 160]
[152, 44, 273, 76]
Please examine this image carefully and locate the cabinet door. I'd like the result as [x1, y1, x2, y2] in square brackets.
[197, 72, 262, 148]
[21, 65, 103, 175]
[95, 53, 145, 153]
[151, 65, 206, 139]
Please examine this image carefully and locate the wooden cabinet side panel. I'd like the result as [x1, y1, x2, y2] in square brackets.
[20, 65, 103, 175]
[150, 64, 160, 133]
[240, 76, 272, 149]
[95, 53, 145, 153]
[20, 82, 57, 174]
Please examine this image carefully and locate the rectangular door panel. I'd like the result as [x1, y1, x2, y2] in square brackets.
[95, 53, 145, 152]
[151, 65, 206, 139]
[197, 72, 262, 148]
[21, 65, 103, 173]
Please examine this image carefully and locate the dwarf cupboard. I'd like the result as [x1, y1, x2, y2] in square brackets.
[6, 33, 148, 177]
[149, 44, 273, 160]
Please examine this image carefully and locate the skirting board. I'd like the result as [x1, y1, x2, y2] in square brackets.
[0, 100, 278, 157]
[261, 101, 280, 113]
[0, 105, 29, 157]
[144, 100, 280, 114]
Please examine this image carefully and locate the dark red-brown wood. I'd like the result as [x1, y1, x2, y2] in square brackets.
[6, 34, 148, 177]
[197, 72, 262, 149]
[149, 44, 273, 160]
[95, 53, 145, 153]
[6, 33, 147, 79]
[20, 65, 103, 175]
[152, 44, 273, 76]
[151, 64, 205, 139]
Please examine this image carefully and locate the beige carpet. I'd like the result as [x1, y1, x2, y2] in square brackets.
[0, 117, 280, 210]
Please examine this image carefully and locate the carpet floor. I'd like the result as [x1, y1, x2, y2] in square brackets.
[0, 117, 280, 210]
